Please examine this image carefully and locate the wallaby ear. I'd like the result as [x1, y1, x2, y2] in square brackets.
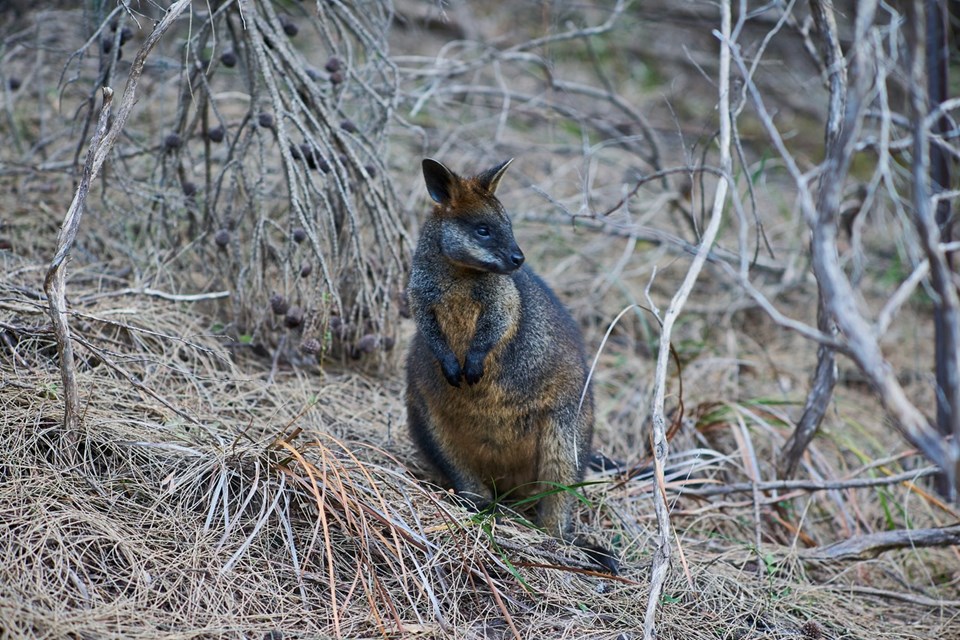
[476, 158, 514, 195]
[422, 158, 456, 204]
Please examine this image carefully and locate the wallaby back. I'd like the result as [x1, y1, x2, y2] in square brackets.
[406, 158, 616, 573]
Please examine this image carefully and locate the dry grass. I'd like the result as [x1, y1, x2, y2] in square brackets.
[2, 1, 960, 638]
[2, 260, 958, 638]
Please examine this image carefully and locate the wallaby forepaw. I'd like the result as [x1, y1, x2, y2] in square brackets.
[573, 533, 619, 575]
[463, 352, 485, 385]
[439, 355, 462, 387]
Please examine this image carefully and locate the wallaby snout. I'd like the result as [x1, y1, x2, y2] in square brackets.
[508, 248, 525, 269]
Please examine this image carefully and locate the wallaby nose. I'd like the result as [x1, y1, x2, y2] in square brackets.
[510, 251, 525, 268]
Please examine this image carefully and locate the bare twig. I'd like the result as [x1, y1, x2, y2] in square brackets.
[42, 86, 113, 463]
[906, 0, 960, 499]
[642, 2, 734, 636]
[40, 0, 193, 464]
[801, 524, 960, 562]
[838, 586, 960, 609]
[679, 467, 939, 497]
[92, 0, 191, 178]
[723, 4, 957, 493]
[78, 287, 231, 303]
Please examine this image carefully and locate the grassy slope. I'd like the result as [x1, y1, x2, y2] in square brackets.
[1, 1, 957, 638]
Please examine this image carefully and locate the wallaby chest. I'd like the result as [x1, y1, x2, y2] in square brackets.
[428, 274, 521, 363]
[430, 280, 482, 361]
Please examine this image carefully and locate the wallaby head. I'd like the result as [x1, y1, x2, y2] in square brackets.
[421, 158, 525, 275]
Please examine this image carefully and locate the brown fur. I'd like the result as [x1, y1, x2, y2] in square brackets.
[406, 158, 617, 573]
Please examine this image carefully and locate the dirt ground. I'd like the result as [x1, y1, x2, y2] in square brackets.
[1, 1, 958, 638]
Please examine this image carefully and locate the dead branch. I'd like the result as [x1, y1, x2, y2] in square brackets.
[905, 0, 960, 499]
[678, 467, 939, 497]
[92, 0, 191, 178]
[839, 586, 960, 609]
[778, 0, 845, 480]
[801, 524, 960, 563]
[77, 288, 231, 304]
[40, 0, 193, 464]
[642, 2, 735, 636]
[42, 86, 113, 462]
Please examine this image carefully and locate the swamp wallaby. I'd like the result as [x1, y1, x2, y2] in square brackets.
[406, 158, 616, 573]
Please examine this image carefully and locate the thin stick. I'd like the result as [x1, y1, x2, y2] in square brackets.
[838, 586, 960, 609]
[724, 4, 955, 489]
[778, 0, 845, 480]
[40, 0, 192, 464]
[81, 287, 231, 303]
[642, 2, 733, 636]
[679, 467, 939, 497]
[42, 86, 113, 463]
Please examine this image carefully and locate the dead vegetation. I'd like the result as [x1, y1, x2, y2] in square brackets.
[1, 1, 959, 639]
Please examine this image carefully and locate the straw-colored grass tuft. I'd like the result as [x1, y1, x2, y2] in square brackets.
[2, 263, 957, 639]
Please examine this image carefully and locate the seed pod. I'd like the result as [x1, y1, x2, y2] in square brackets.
[382, 336, 396, 351]
[316, 157, 331, 173]
[339, 119, 358, 134]
[300, 145, 317, 170]
[220, 50, 237, 68]
[257, 113, 274, 129]
[119, 26, 133, 45]
[300, 338, 321, 355]
[182, 181, 197, 197]
[299, 262, 313, 278]
[357, 334, 379, 353]
[207, 126, 225, 143]
[284, 306, 304, 328]
[324, 57, 341, 73]
[330, 316, 352, 339]
[281, 19, 298, 37]
[801, 621, 823, 640]
[329, 71, 343, 85]
[163, 132, 182, 152]
[101, 38, 113, 54]
[292, 227, 307, 243]
[214, 228, 230, 248]
[305, 68, 322, 82]
[270, 294, 289, 316]
[109, 17, 119, 31]
[8, 77, 21, 91]
[363, 165, 377, 179]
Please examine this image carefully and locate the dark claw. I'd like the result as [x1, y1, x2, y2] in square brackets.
[573, 534, 620, 575]
[463, 351, 485, 385]
[440, 355, 462, 387]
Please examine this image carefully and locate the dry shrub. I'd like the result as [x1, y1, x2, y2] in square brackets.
[4, 1, 408, 368]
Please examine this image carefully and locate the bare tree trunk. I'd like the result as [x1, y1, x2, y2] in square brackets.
[926, 0, 959, 498]
[778, 0, 844, 479]
[906, 0, 960, 500]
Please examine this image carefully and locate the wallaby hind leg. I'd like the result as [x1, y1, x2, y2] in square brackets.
[535, 407, 619, 574]
[407, 391, 495, 511]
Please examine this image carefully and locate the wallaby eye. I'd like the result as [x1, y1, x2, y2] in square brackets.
[475, 225, 491, 238]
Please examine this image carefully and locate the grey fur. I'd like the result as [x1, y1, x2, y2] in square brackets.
[406, 158, 617, 573]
